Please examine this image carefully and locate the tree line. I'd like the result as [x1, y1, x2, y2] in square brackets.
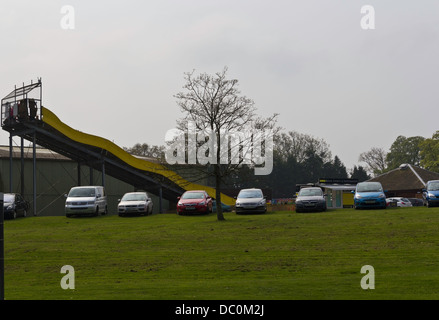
[125, 130, 439, 199]
[359, 132, 439, 177]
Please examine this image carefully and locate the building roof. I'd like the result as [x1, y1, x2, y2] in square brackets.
[368, 164, 439, 191]
[320, 184, 356, 191]
[0, 145, 161, 163]
[0, 145, 70, 160]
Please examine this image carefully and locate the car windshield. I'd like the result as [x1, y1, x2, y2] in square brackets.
[299, 188, 323, 196]
[4, 194, 14, 203]
[121, 193, 147, 201]
[68, 188, 95, 197]
[181, 192, 205, 199]
[427, 182, 439, 191]
[356, 183, 383, 193]
[401, 198, 410, 202]
[238, 190, 263, 198]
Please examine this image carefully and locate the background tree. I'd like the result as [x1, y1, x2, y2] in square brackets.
[350, 165, 370, 182]
[263, 131, 341, 198]
[174, 67, 278, 220]
[275, 131, 332, 164]
[323, 155, 348, 179]
[124, 143, 165, 160]
[358, 147, 388, 177]
[419, 131, 439, 172]
[386, 135, 425, 170]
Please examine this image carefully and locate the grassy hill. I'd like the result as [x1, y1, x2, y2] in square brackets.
[3, 207, 439, 300]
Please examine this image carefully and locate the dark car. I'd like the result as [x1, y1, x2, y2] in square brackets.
[407, 198, 424, 207]
[294, 187, 327, 213]
[3, 193, 30, 219]
[177, 190, 213, 215]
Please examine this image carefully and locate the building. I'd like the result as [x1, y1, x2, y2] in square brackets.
[0, 145, 171, 216]
[295, 178, 358, 209]
[317, 178, 357, 209]
[367, 163, 439, 198]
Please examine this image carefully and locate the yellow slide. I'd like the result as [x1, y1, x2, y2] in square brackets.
[41, 106, 236, 206]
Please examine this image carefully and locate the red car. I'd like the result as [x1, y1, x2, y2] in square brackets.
[177, 190, 213, 215]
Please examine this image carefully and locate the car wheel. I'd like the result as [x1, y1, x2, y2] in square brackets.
[23, 209, 27, 217]
[12, 210, 17, 219]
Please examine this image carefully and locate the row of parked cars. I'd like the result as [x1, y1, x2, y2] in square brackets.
[293, 179, 439, 213]
[64, 186, 154, 218]
[176, 188, 267, 215]
[352, 180, 439, 209]
[64, 186, 268, 218]
[5, 179, 439, 219]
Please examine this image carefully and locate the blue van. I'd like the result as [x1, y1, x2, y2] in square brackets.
[353, 182, 386, 209]
[422, 180, 439, 207]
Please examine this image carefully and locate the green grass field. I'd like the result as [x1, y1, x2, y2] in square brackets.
[3, 206, 439, 300]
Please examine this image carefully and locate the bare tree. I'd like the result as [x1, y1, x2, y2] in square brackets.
[172, 67, 278, 220]
[358, 147, 388, 177]
[275, 131, 332, 164]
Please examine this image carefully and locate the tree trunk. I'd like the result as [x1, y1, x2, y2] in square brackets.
[215, 164, 225, 221]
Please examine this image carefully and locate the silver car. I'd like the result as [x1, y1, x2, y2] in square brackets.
[118, 192, 153, 216]
[235, 188, 267, 214]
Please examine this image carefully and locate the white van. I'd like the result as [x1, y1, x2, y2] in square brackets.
[65, 186, 108, 217]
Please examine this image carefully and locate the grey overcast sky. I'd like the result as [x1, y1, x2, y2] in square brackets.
[1, 1, 438, 170]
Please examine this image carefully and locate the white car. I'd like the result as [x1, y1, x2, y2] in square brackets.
[118, 192, 153, 216]
[65, 186, 107, 217]
[386, 197, 413, 207]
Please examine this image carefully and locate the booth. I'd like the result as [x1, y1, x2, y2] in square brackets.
[317, 178, 357, 209]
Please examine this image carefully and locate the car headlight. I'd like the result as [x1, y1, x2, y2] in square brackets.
[428, 193, 436, 198]
[199, 201, 205, 205]
[355, 195, 362, 199]
[6, 205, 14, 210]
[258, 200, 265, 206]
[177, 202, 183, 206]
[379, 194, 385, 198]
[235, 202, 241, 206]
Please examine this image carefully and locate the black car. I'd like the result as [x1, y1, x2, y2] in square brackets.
[407, 198, 424, 207]
[294, 187, 327, 213]
[3, 193, 30, 219]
